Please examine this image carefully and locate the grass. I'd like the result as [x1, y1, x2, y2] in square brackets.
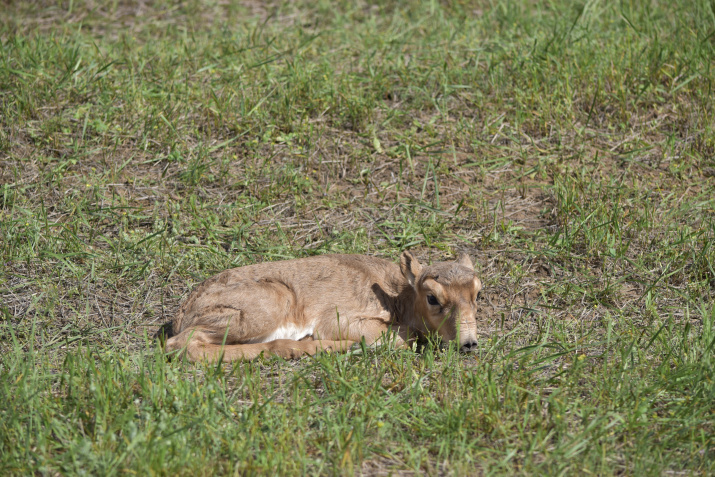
[1, 0, 714, 474]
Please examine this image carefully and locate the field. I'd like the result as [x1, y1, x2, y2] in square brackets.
[1, 0, 714, 475]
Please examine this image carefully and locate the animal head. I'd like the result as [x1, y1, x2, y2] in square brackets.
[400, 251, 483, 352]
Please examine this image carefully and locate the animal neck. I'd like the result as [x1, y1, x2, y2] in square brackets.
[390, 284, 428, 336]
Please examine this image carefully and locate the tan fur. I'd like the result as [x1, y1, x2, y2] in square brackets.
[163, 251, 483, 362]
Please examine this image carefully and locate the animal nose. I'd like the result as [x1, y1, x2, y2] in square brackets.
[460, 340, 478, 353]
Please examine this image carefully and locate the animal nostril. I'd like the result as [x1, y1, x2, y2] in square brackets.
[460, 341, 478, 352]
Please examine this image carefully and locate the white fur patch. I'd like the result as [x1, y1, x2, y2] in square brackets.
[247, 323, 314, 343]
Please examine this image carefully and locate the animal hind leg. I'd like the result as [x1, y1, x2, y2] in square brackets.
[165, 327, 357, 362]
[207, 338, 358, 362]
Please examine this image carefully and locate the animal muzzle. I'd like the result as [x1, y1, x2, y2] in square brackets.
[456, 317, 479, 353]
[442, 306, 478, 352]
[459, 339, 479, 352]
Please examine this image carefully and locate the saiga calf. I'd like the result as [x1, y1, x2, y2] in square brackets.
[161, 251, 483, 362]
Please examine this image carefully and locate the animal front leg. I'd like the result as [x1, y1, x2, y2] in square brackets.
[345, 318, 412, 350]
[266, 338, 358, 359]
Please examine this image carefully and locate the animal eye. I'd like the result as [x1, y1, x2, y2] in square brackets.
[427, 295, 440, 306]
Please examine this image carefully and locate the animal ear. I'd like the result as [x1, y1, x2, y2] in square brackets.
[456, 252, 473, 269]
[400, 250, 423, 287]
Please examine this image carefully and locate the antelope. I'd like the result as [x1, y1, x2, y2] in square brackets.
[161, 251, 483, 362]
